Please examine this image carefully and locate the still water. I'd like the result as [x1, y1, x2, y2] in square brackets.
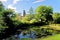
[18, 32, 35, 40]
[6, 31, 35, 40]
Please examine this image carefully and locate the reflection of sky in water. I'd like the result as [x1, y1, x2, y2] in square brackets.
[18, 32, 35, 40]
[19, 32, 35, 38]
[19, 33, 30, 38]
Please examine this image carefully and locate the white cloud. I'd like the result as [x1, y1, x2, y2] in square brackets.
[8, 4, 16, 10]
[8, 0, 20, 13]
[33, 0, 45, 3]
[14, 10, 18, 12]
[0, 0, 7, 2]
[8, 4, 18, 12]
[13, 0, 22, 4]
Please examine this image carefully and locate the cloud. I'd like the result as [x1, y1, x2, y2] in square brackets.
[13, 0, 22, 4]
[7, 0, 21, 13]
[8, 4, 18, 12]
[33, 0, 45, 3]
[8, 4, 16, 10]
[0, 0, 7, 2]
[15, 10, 18, 12]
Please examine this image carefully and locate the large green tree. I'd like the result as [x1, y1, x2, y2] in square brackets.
[1, 9, 24, 39]
[35, 5, 53, 23]
[0, 1, 4, 12]
[0, 1, 6, 28]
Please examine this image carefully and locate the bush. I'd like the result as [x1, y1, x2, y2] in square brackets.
[31, 27, 58, 38]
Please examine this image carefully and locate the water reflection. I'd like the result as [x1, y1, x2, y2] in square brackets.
[18, 31, 35, 40]
[5, 31, 35, 40]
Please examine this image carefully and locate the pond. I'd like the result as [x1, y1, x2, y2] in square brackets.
[18, 31, 35, 40]
[5, 31, 35, 40]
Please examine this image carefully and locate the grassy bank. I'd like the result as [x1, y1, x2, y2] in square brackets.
[35, 34, 60, 40]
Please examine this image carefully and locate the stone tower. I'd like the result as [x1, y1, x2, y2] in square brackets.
[23, 10, 26, 17]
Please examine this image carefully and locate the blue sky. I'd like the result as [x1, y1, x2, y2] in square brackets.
[0, 0, 60, 13]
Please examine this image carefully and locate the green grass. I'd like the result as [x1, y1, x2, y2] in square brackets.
[35, 34, 60, 40]
[31, 24, 60, 30]
[30, 24, 60, 40]
[21, 38, 31, 40]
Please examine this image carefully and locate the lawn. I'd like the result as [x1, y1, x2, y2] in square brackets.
[30, 24, 60, 40]
[31, 24, 60, 30]
[35, 34, 60, 40]
[21, 38, 31, 40]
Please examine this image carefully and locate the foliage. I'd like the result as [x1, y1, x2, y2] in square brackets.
[11, 13, 22, 25]
[21, 14, 33, 23]
[52, 12, 60, 23]
[30, 24, 60, 38]
[0, 1, 60, 39]
[35, 5, 53, 14]
[30, 19, 38, 23]
[35, 5, 53, 23]
[35, 34, 60, 40]
[28, 7, 34, 14]
[0, 1, 7, 29]
[0, 1, 4, 12]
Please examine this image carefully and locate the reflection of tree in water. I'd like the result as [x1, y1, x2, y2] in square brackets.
[22, 31, 27, 36]
[4, 29, 35, 40]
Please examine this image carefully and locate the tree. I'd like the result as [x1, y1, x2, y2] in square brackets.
[21, 7, 34, 23]
[0, 1, 6, 35]
[30, 18, 37, 23]
[28, 7, 34, 20]
[0, 1, 5, 28]
[0, 4, 15, 28]
[35, 5, 53, 23]
[0, 1, 4, 12]
[11, 13, 22, 25]
[29, 7, 34, 14]
[0, 2, 32, 39]
[52, 12, 60, 23]
[21, 14, 31, 23]
[35, 6, 53, 14]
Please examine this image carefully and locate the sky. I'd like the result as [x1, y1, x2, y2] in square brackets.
[0, 0, 60, 13]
